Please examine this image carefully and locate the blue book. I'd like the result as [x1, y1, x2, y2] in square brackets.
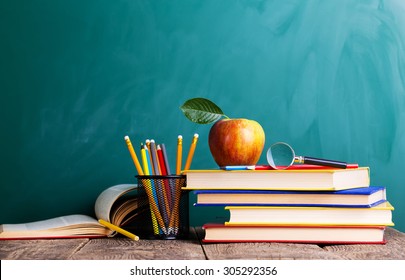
[193, 186, 386, 208]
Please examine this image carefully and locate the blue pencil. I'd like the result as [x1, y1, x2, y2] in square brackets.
[145, 145, 164, 233]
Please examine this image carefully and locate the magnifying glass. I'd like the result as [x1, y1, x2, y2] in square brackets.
[266, 142, 347, 170]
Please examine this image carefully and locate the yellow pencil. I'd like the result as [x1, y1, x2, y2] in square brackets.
[124, 136, 144, 175]
[141, 143, 159, 235]
[140, 144, 150, 175]
[98, 219, 139, 241]
[184, 133, 199, 170]
[145, 139, 156, 174]
[140, 144, 161, 235]
[176, 135, 183, 175]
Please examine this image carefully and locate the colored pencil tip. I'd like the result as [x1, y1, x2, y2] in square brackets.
[178, 135, 182, 139]
[124, 135, 129, 140]
[194, 133, 199, 138]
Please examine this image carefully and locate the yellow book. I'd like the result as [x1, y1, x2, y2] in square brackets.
[183, 167, 370, 191]
[224, 202, 394, 226]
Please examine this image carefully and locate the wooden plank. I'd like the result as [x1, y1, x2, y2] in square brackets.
[195, 227, 344, 260]
[69, 227, 206, 260]
[0, 238, 89, 260]
[323, 227, 405, 260]
[200, 242, 345, 260]
[1, 227, 404, 260]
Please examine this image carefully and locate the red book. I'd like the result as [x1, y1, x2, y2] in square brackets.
[202, 224, 386, 244]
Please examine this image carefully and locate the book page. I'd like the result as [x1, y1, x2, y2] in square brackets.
[94, 184, 138, 222]
[0, 214, 98, 232]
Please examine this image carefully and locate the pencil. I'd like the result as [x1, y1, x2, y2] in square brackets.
[98, 219, 139, 241]
[145, 145, 167, 234]
[140, 144, 150, 175]
[145, 139, 154, 174]
[150, 139, 161, 175]
[140, 144, 159, 235]
[176, 135, 183, 175]
[160, 143, 172, 175]
[157, 144, 172, 214]
[168, 185, 182, 235]
[157, 145, 167, 175]
[152, 143, 169, 225]
[160, 143, 174, 208]
[184, 133, 199, 170]
[124, 136, 144, 175]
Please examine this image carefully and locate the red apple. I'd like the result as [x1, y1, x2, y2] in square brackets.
[208, 118, 265, 166]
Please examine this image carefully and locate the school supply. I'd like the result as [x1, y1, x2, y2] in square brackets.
[202, 224, 387, 244]
[184, 133, 199, 170]
[99, 219, 139, 241]
[184, 167, 370, 191]
[224, 202, 394, 226]
[193, 186, 387, 207]
[0, 184, 148, 240]
[176, 135, 183, 175]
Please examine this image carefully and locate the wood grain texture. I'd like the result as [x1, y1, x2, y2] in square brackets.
[0, 238, 89, 260]
[195, 227, 343, 260]
[70, 227, 205, 260]
[200, 242, 344, 260]
[1, 227, 404, 260]
[322, 227, 405, 260]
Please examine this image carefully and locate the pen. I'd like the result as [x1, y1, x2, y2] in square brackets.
[98, 219, 139, 241]
[184, 133, 198, 170]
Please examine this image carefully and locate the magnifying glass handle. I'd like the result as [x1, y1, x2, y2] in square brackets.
[302, 156, 347, 169]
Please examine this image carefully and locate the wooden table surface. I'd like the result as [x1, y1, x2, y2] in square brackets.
[1, 227, 404, 260]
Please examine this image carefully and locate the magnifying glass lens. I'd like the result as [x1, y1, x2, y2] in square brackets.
[267, 142, 295, 169]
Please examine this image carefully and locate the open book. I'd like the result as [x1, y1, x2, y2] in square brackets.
[0, 184, 149, 240]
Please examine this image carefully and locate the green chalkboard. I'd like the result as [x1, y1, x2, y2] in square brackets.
[1, 0, 404, 232]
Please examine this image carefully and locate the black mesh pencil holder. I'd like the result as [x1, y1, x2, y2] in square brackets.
[136, 175, 189, 239]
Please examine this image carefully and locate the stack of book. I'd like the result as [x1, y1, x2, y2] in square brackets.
[183, 165, 394, 244]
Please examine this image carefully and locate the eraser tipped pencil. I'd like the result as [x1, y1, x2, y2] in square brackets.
[176, 135, 183, 175]
[99, 219, 139, 241]
[124, 135, 144, 175]
[184, 133, 198, 171]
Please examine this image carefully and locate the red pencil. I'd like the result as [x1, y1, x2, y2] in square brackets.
[157, 145, 168, 175]
[157, 144, 172, 208]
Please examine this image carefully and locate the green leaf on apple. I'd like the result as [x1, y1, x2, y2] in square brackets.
[180, 97, 228, 124]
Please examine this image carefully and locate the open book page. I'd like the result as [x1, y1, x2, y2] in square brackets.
[0, 184, 141, 239]
[0, 214, 111, 238]
[0, 215, 99, 232]
[94, 184, 138, 223]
